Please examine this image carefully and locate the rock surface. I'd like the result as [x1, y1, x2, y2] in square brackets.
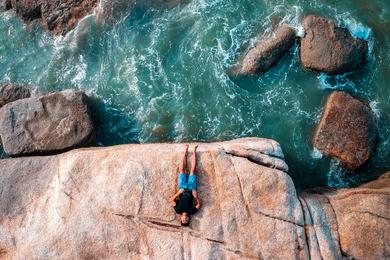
[0, 89, 96, 156]
[313, 91, 378, 170]
[4, 0, 187, 35]
[0, 138, 388, 259]
[6, 0, 99, 35]
[300, 15, 368, 74]
[40, 0, 98, 36]
[11, 0, 42, 21]
[230, 24, 296, 76]
[0, 83, 31, 108]
[1, 0, 11, 10]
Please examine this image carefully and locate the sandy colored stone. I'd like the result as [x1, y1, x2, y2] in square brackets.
[0, 138, 309, 259]
[323, 174, 390, 259]
[313, 91, 378, 170]
[300, 15, 368, 74]
[0, 89, 96, 156]
[0, 138, 388, 259]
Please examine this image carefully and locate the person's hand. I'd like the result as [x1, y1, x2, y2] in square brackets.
[195, 198, 201, 209]
[171, 200, 176, 207]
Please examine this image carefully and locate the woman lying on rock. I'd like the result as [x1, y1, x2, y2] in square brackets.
[171, 144, 201, 226]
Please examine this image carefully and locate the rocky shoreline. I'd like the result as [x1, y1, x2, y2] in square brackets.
[0, 138, 388, 258]
[0, 3, 389, 259]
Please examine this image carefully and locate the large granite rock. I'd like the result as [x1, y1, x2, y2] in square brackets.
[300, 172, 390, 259]
[229, 24, 297, 76]
[313, 91, 378, 170]
[0, 83, 31, 108]
[300, 15, 368, 74]
[0, 89, 96, 156]
[0, 138, 388, 259]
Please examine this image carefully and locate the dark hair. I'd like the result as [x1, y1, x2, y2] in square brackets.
[180, 220, 190, 227]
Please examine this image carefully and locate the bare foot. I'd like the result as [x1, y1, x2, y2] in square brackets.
[185, 144, 189, 150]
[193, 145, 198, 151]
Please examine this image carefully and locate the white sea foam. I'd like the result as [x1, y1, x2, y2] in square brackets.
[335, 13, 373, 59]
[369, 101, 381, 119]
[279, 5, 304, 37]
[317, 73, 356, 91]
[311, 148, 323, 159]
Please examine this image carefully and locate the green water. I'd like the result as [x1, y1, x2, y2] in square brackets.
[0, 0, 389, 189]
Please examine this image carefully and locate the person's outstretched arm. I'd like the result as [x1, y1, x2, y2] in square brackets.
[192, 190, 201, 209]
[171, 189, 184, 206]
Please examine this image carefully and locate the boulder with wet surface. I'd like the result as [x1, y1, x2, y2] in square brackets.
[313, 91, 378, 170]
[229, 24, 297, 77]
[300, 15, 368, 74]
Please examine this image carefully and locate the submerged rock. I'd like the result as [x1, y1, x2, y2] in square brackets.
[313, 91, 378, 170]
[0, 138, 388, 259]
[0, 89, 96, 156]
[1, 0, 11, 10]
[230, 24, 297, 76]
[0, 83, 31, 108]
[300, 15, 368, 74]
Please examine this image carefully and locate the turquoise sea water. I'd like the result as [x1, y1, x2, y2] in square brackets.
[0, 0, 389, 189]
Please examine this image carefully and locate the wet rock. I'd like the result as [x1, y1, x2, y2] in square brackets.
[11, 0, 41, 21]
[300, 15, 368, 74]
[1, 0, 12, 10]
[0, 89, 96, 156]
[5, 0, 185, 35]
[229, 24, 297, 76]
[41, 0, 99, 36]
[8, 0, 99, 35]
[0, 83, 31, 108]
[0, 138, 388, 259]
[313, 91, 378, 170]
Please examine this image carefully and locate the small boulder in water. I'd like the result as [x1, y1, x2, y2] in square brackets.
[229, 24, 297, 76]
[0, 89, 96, 156]
[313, 91, 378, 170]
[300, 15, 368, 74]
[0, 83, 31, 108]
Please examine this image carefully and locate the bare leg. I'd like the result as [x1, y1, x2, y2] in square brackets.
[179, 144, 189, 174]
[190, 145, 198, 175]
